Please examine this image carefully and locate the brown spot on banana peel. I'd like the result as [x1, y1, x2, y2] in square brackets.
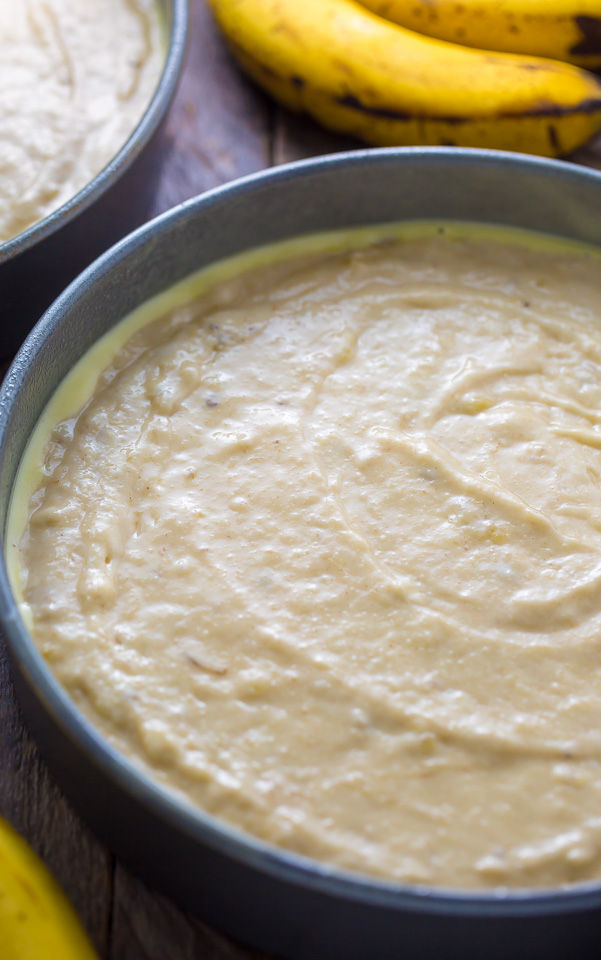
[548, 123, 560, 154]
[571, 16, 601, 57]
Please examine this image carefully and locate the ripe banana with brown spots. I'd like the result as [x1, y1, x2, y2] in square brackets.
[358, 0, 601, 69]
[0, 815, 97, 959]
[207, 0, 601, 156]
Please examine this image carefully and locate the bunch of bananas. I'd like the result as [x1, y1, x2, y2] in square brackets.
[0, 815, 97, 959]
[208, 0, 601, 156]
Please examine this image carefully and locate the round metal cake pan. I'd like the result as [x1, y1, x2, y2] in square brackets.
[1, 148, 601, 960]
[0, 0, 188, 354]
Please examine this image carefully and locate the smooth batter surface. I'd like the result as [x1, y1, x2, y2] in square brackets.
[0, 0, 163, 245]
[12, 226, 601, 889]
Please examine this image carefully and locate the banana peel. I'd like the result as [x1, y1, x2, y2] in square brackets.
[208, 0, 601, 156]
[0, 816, 97, 960]
[358, 0, 601, 69]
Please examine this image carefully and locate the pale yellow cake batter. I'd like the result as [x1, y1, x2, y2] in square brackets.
[10, 224, 601, 889]
[0, 0, 164, 245]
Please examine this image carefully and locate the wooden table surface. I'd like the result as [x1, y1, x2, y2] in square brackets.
[1, 3, 601, 957]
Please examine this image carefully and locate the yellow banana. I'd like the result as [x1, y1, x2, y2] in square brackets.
[358, 0, 601, 69]
[208, 0, 601, 157]
[0, 816, 97, 959]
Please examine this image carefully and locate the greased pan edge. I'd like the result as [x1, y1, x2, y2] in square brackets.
[0, 0, 188, 350]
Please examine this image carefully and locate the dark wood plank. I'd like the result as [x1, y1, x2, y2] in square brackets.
[110, 864, 270, 960]
[146, 0, 273, 216]
[273, 107, 360, 166]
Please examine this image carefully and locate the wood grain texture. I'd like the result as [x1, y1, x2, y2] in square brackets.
[272, 107, 361, 166]
[1, 1, 601, 958]
[146, 0, 273, 217]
